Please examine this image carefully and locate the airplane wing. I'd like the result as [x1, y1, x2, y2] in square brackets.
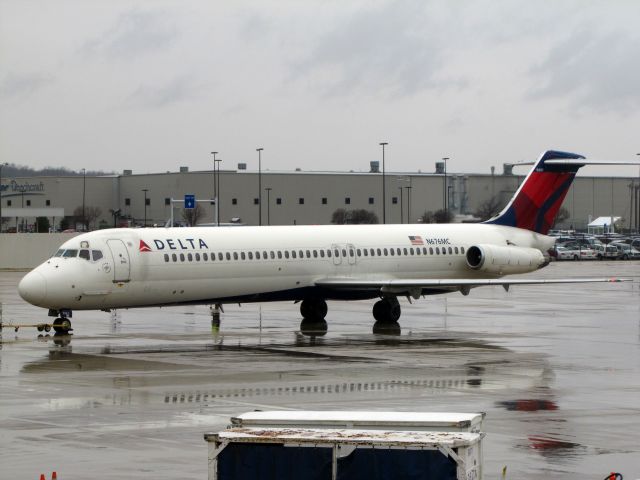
[315, 277, 630, 298]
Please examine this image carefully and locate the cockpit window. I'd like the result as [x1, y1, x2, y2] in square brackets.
[54, 249, 64, 257]
[79, 249, 91, 261]
[62, 249, 78, 258]
[92, 250, 103, 261]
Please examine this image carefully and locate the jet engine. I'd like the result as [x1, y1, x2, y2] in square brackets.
[466, 244, 545, 275]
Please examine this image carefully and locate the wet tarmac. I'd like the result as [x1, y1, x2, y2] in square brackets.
[1, 262, 639, 479]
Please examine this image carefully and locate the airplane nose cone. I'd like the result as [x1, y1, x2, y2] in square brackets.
[18, 271, 47, 305]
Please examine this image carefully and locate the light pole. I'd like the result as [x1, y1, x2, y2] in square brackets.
[142, 189, 148, 227]
[211, 151, 219, 226]
[265, 187, 272, 225]
[257, 148, 263, 226]
[215, 158, 222, 226]
[380, 142, 388, 224]
[442, 157, 449, 219]
[0, 162, 8, 231]
[82, 168, 86, 231]
[398, 187, 403, 224]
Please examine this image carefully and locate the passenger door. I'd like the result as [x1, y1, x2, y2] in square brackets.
[107, 239, 131, 283]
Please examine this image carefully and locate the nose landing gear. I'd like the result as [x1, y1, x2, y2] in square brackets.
[52, 317, 73, 334]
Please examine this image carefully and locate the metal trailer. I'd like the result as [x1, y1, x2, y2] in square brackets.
[230, 411, 485, 433]
[204, 427, 484, 480]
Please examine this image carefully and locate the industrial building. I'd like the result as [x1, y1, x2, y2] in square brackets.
[1, 162, 639, 232]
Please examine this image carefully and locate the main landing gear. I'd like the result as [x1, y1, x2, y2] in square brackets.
[300, 299, 329, 336]
[372, 296, 401, 335]
[48, 309, 73, 334]
[298, 297, 402, 335]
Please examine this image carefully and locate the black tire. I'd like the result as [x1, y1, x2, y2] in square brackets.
[37, 324, 44, 332]
[573, 255, 579, 261]
[44, 325, 51, 332]
[372, 298, 401, 323]
[53, 317, 72, 334]
[300, 299, 327, 320]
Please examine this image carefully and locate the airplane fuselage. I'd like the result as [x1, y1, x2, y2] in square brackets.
[19, 223, 554, 312]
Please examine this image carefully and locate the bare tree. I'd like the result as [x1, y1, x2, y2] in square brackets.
[433, 208, 454, 223]
[182, 203, 205, 226]
[331, 208, 378, 224]
[552, 207, 571, 228]
[418, 211, 435, 223]
[73, 205, 102, 231]
[474, 196, 503, 221]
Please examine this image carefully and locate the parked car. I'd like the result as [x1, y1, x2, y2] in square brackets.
[593, 244, 621, 260]
[554, 246, 582, 261]
[609, 242, 640, 260]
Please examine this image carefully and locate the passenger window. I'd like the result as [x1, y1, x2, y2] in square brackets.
[79, 249, 91, 261]
[442, 248, 447, 255]
[335, 249, 340, 257]
[255, 252, 260, 260]
[416, 248, 420, 255]
[203, 253, 208, 261]
[233, 252, 239, 260]
[320, 250, 325, 258]
[363, 249, 368, 256]
[357, 249, 361, 256]
[196, 253, 201, 261]
[241, 252, 246, 260]
[172, 253, 177, 262]
[219, 253, 224, 261]
[248, 252, 253, 260]
[448, 247, 453, 254]
[299, 250, 304, 258]
[306, 250, 311, 258]
[92, 250, 103, 261]
[270, 251, 276, 259]
[327, 250, 331, 258]
[396, 248, 401, 255]
[63, 249, 78, 258]
[285, 251, 290, 259]
[263, 251, 268, 259]
[461, 247, 465, 254]
[404, 248, 408, 255]
[342, 249, 347, 257]
[54, 249, 64, 257]
[435, 247, 440, 255]
[376, 248, 381, 256]
[349, 248, 355, 257]
[390, 249, 395, 256]
[454, 247, 459, 254]
[429, 248, 433, 255]
[164, 254, 169, 262]
[313, 250, 318, 258]
[291, 251, 296, 259]
[383, 248, 388, 256]
[226, 252, 231, 261]
[277, 251, 283, 259]
[180, 253, 185, 261]
[188, 253, 193, 261]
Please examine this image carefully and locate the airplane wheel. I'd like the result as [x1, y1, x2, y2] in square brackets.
[372, 297, 401, 323]
[53, 317, 72, 334]
[37, 324, 45, 332]
[300, 299, 328, 320]
[44, 325, 51, 332]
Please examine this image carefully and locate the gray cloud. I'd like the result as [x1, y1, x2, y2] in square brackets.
[126, 76, 199, 109]
[530, 28, 640, 114]
[81, 9, 179, 60]
[0, 72, 53, 101]
[290, 1, 461, 97]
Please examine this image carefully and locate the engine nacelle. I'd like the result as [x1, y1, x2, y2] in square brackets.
[466, 244, 545, 275]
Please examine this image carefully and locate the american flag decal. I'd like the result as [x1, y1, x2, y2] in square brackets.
[139, 240, 152, 252]
[408, 235, 424, 245]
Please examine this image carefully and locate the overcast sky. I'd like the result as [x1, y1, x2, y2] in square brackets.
[1, 0, 640, 176]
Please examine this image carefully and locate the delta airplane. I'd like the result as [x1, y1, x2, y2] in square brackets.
[18, 150, 633, 334]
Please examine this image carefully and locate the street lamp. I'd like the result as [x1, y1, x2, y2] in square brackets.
[142, 189, 148, 227]
[0, 162, 8, 232]
[265, 187, 272, 225]
[380, 142, 388, 224]
[398, 187, 403, 224]
[442, 157, 449, 219]
[257, 148, 263, 226]
[405, 185, 412, 224]
[82, 168, 86, 231]
[211, 151, 219, 226]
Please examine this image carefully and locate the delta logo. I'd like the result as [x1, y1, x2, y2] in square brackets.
[139, 238, 210, 252]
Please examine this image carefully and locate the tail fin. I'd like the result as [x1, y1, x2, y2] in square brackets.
[484, 150, 585, 235]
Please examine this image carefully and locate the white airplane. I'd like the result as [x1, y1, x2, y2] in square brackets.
[18, 150, 632, 334]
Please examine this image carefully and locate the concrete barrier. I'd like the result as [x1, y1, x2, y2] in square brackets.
[0, 233, 80, 270]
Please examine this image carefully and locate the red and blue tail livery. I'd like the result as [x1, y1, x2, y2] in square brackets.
[484, 150, 586, 235]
